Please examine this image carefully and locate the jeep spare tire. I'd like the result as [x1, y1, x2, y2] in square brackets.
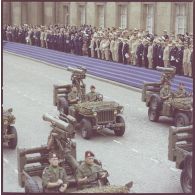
[114, 115, 125, 136]
[174, 112, 190, 127]
[7, 126, 17, 149]
[80, 119, 92, 139]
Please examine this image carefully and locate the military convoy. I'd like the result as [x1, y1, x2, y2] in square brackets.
[17, 113, 132, 193]
[53, 66, 125, 139]
[142, 66, 193, 127]
[3, 108, 18, 149]
[168, 125, 192, 193]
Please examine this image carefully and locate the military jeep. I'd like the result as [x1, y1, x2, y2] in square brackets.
[142, 66, 193, 127]
[168, 125, 192, 193]
[3, 108, 18, 149]
[17, 114, 110, 193]
[60, 101, 125, 139]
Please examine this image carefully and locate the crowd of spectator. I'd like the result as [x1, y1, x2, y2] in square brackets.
[3, 24, 193, 77]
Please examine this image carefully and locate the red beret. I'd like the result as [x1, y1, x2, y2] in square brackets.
[85, 151, 95, 158]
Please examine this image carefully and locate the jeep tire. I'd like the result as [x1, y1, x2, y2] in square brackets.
[80, 119, 92, 139]
[25, 178, 42, 193]
[57, 97, 69, 115]
[174, 112, 190, 127]
[180, 169, 192, 193]
[148, 107, 160, 122]
[114, 115, 125, 136]
[7, 126, 17, 149]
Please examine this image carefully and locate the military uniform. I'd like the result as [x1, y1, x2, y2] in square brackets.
[76, 162, 106, 189]
[42, 165, 68, 192]
[68, 91, 79, 103]
[86, 92, 98, 102]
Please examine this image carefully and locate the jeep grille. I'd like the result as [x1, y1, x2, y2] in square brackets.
[97, 110, 115, 123]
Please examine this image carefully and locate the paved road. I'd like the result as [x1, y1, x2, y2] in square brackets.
[3, 52, 182, 193]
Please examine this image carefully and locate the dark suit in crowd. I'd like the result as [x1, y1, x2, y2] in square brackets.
[143, 43, 149, 68]
[118, 40, 123, 63]
[122, 42, 129, 64]
[175, 47, 184, 75]
[152, 44, 158, 68]
[136, 42, 144, 67]
[169, 46, 178, 70]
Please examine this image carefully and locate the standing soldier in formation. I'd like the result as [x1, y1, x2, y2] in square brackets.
[175, 43, 184, 75]
[163, 41, 170, 67]
[183, 44, 190, 76]
[42, 152, 68, 193]
[169, 41, 178, 70]
[122, 38, 130, 65]
[95, 34, 101, 59]
[147, 41, 153, 69]
[131, 35, 139, 65]
[152, 40, 158, 68]
[103, 35, 110, 61]
[136, 39, 144, 67]
[118, 37, 123, 63]
[113, 34, 119, 62]
[90, 34, 96, 58]
[143, 39, 149, 68]
[110, 35, 115, 61]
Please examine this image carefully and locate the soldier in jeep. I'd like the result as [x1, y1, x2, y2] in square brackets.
[86, 85, 100, 102]
[174, 83, 187, 98]
[68, 86, 80, 104]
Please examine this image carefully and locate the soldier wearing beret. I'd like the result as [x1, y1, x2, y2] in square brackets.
[174, 83, 187, 98]
[68, 86, 80, 104]
[42, 152, 68, 193]
[76, 151, 108, 190]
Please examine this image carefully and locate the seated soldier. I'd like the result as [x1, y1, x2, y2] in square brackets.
[174, 83, 187, 98]
[68, 86, 80, 104]
[42, 152, 68, 193]
[76, 151, 109, 190]
[160, 80, 172, 101]
[86, 85, 100, 102]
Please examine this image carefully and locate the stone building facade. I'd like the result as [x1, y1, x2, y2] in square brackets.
[3, 1, 193, 35]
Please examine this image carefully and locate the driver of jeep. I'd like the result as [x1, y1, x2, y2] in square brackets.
[86, 85, 100, 102]
[76, 151, 108, 190]
[68, 86, 80, 104]
[174, 83, 187, 98]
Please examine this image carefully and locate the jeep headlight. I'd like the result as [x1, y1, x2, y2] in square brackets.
[114, 110, 118, 115]
[93, 112, 97, 116]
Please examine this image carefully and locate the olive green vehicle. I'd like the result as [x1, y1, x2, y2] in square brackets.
[17, 113, 110, 192]
[142, 66, 193, 127]
[63, 100, 125, 139]
[168, 125, 192, 193]
[54, 66, 125, 139]
[3, 108, 18, 149]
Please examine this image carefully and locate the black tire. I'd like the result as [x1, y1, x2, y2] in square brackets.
[174, 112, 190, 127]
[25, 178, 42, 193]
[180, 169, 192, 193]
[184, 155, 192, 179]
[149, 95, 162, 110]
[114, 115, 125, 136]
[7, 126, 17, 149]
[57, 97, 69, 115]
[80, 119, 92, 139]
[148, 107, 160, 122]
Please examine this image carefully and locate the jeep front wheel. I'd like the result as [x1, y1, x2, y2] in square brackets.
[114, 115, 125, 136]
[148, 107, 159, 122]
[7, 126, 17, 149]
[180, 169, 192, 193]
[174, 113, 190, 127]
[80, 119, 92, 139]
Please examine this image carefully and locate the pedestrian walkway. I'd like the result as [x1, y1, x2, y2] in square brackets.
[3, 41, 193, 92]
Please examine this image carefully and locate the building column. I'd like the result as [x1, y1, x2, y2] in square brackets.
[43, 2, 56, 25]
[11, 2, 22, 25]
[188, 2, 193, 33]
[105, 2, 117, 27]
[128, 2, 142, 30]
[86, 2, 96, 26]
[69, 2, 78, 26]
[3, 2, 11, 25]
[21, 2, 28, 24]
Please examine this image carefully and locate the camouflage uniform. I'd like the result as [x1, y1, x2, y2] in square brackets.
[42, 165, 68, 192]
[86, 92, 99, 102]
[68, 91, 79, 103]
[76, 162, 106, 189]
[174, 88, 187, 98]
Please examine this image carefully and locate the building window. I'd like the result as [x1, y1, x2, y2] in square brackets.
[119, 5, 127, 29]
[79, 5, 86, 25]
[175, 4, 186, 34]
[145, 4, 154, 34]
[97, 5, 104, 28]
[64, 6, 69, 25]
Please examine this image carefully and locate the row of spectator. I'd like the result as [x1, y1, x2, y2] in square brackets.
[3, 24, 193, 77]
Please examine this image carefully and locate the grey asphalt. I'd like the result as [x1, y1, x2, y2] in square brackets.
[3, 52, 182, 193]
